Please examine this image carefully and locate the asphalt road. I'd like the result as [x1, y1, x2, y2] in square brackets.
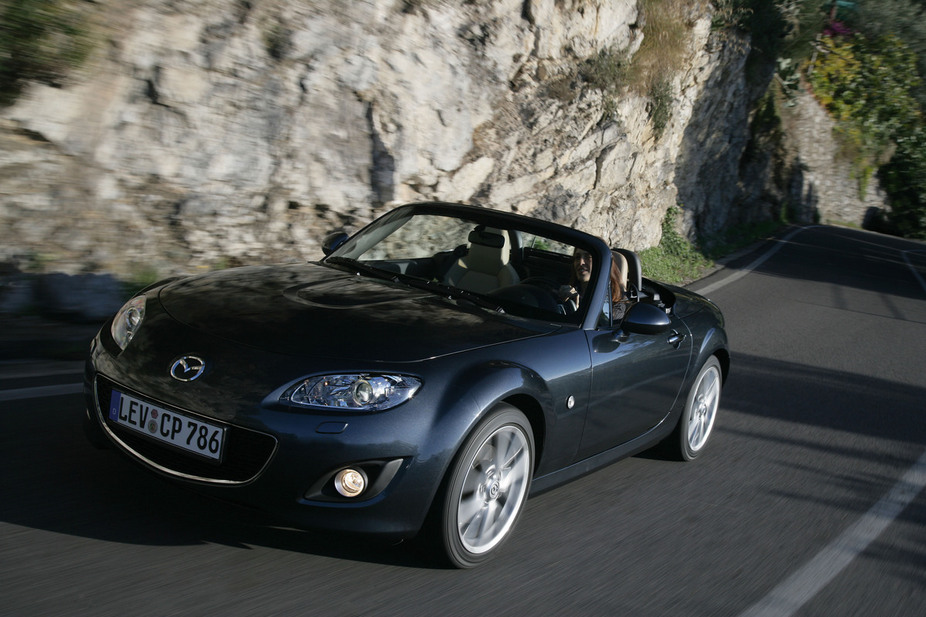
[1, 225, 924, 616]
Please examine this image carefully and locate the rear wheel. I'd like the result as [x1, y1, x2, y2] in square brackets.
[673, 356, 722, 461]
[438, 405, 534, 568]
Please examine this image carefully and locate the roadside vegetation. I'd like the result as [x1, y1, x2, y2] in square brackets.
[646, 0, 926, 283]
[639, 206, 786, 285]
[638, 207, 715, 284]
[786, 0, 926, 238]
[0, 0, 94, 106]
[838, 1, 926, 238]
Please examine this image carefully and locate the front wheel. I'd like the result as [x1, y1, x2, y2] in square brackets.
[672, 356, 722, 461]
[438, 405, 534, 568]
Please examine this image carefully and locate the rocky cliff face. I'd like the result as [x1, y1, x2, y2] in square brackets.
[0, 0, 886, 284]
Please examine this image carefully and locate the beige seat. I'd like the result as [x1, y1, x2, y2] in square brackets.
[444, 226, 519, 294]
[613, 247, 641, 296]
[612, 251, 629, 298]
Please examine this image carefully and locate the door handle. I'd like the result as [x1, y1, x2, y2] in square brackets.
[667, 331, 687, 349]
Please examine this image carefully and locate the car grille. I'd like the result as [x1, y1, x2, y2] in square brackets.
[95, 376, 277, 484]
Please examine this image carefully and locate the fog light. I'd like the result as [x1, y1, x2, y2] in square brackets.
[334, 468, 367, 498]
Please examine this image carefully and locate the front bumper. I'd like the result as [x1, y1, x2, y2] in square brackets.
[84, 363, 456, 540]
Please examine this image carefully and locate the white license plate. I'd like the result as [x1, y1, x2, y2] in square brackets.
[107, 389, 225, 460]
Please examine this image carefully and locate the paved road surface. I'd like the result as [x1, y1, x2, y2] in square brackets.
[1, 225, 924, 616]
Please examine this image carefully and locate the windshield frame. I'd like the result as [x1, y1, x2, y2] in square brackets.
[323, 202, 613, 328]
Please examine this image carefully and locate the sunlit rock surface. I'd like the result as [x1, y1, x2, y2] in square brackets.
[0, 0, 880, 283]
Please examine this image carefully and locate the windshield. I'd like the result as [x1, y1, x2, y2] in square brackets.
[326, 207, 602, 323]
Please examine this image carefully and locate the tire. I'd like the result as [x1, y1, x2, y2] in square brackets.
[438, 405, 534, 568]
[672, 356, 722, 461]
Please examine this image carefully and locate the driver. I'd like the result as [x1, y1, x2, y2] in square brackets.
[559, 249, 628, 319]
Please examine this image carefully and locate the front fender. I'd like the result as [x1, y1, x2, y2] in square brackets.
[429, 361, 555, 477]
[694, 326, 729, 384]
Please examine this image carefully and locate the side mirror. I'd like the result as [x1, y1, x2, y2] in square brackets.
[322, 231, 349, 256]
[622, 302, 671, 335]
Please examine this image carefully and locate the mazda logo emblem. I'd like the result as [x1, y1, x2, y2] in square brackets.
[170, 355, 207, 382]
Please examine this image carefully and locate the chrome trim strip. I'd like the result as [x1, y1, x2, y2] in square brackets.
[92, 376, 278, 486]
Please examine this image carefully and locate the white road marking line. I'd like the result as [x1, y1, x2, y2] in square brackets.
[736, 232, 926, 617]
[0, 383, 84, 402]
[738, 448, 926, 617]
[693, 226, 816, 297]
[0, 362, 84, 379]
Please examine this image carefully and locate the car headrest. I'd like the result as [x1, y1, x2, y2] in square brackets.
[468, 227, 506, 249]
[613, 247, 642, 292]
[612, 251, 629, 291]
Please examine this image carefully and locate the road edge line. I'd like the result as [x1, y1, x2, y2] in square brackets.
[693, 226, 816, 297]
[0, 383, 84, 402]
[738, 448, 926, 617]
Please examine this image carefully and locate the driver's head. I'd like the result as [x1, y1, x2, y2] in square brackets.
[573, 249, 592, 284]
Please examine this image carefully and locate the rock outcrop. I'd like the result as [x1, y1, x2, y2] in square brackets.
[0, 0, 886, 287]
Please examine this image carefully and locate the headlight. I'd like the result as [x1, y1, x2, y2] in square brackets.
[110, 295, 146, 351]
[282, 374, 421, 412]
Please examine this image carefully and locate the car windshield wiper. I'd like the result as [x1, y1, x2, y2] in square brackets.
[327, 257, 504, 313]
[394, 274, 505, 313]
[325, 256, 396, 282]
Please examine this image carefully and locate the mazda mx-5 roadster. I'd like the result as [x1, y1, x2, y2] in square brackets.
[84, 202, 728, 567]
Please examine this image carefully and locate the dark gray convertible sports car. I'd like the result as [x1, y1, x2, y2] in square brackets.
[84, 202, 728, 567]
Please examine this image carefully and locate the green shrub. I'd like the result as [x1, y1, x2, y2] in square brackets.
[711, 0, 753, 33]
[848, 0, 926, 108]
[638, 206, 714, 284]
[879, 125, 926, 238]
[638, 205, 792, 284]
[770, 0, 827, 64]
[808, 32, 924, 207]
[0, 0, 93, 106]
[648, 79, 674, 139]
[579, 47, 627, 94]
[714, 1, 825, 89]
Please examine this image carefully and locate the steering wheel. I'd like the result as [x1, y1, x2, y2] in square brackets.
[487, 281, 561, 312]
[521, 277, 575, 313]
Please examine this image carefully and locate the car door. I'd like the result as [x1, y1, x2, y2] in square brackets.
[577, 301, 692, 458]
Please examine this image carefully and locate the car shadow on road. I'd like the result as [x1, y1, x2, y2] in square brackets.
[710, 350, 926, 585]
[0, 396, 447, 569]
[720, 352, 926, 444]
[3, 345, 925, 574]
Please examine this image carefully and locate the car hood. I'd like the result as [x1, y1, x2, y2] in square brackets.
[157, 263, 556, 363]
